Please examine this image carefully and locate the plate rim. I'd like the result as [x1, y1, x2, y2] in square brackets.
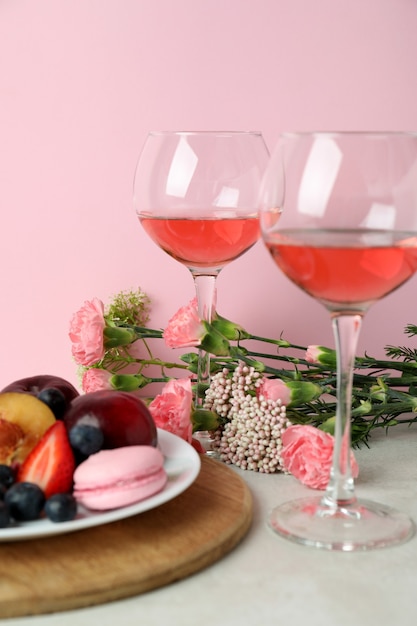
[0, 429, 201, 542]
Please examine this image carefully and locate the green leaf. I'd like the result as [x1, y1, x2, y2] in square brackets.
[191, 409, 220, 433]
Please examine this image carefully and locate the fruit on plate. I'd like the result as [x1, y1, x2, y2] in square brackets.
[0, 392, 56, 465]
[0, 421, 77, 526]
[64, 391, 158, 453]
[0, 464, 15, 489]
[69, 422, 105, 460]
[1, 374, 79, 402]
[44, 493, 78, 522]
[4, 482, 46, 522]
[0, 501, 11, 528]
[1, 375, 79, 420]
[17, 421, 75, 498]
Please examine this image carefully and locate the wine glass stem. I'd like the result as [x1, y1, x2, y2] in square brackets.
[192, 273, 217, 407]
[324, 313, 363, 506]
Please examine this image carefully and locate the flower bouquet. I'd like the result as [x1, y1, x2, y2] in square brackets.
[69, 288, 417, 489]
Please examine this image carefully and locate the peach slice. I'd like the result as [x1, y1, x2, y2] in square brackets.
[0, 392, 56, 465]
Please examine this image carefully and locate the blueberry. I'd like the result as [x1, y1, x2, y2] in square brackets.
[4, 482, 45, 521]
[0, 501, 11, 528]
[37, 388, 67, 420]
[0, 484, 8, 501]
[0, 464, 15, 489]
[69, 424, 104, 458]
[44, 493, 77, 523]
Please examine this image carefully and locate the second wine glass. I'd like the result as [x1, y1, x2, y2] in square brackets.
[133, 131, 269, 451]
[260, 131, 417, 550]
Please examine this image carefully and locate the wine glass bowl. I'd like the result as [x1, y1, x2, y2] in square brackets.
[260, 131, 417, 550]
[134, 131, 267, 272]
[139, 212, 260, 273]
[133, 131, 269, 451]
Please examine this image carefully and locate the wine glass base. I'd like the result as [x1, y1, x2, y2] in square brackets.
[193, 430, 220, 458]
[269, 496, 415, 551]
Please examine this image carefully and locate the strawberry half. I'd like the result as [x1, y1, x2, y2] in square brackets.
[17, 421, 75, 498]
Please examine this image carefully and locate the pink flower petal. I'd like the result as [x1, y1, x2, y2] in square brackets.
[149, 378, 193, 443]
[163, 299, 205, 349]
[281, 424, 359, 490]
[69, 298, 106, 366]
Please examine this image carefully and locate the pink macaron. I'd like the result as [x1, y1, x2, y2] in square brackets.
[73, 445, 167, 511]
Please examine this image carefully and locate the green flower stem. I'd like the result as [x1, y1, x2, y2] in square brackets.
[117, 321, 417, 375]
[240, 333, 417, 377]
[242, 334, 308, 351]
[290, 398, 417, 423]
[233, 346, 417, 391]
[100, 318, 417, 447]
[116, 324, 164, 340]
[132, 328, 164, 339]
[136, 358, 189, 370]
[373, 414, 417, 429]
[353, 354, 417, 369]
[237, 349, 329, 373]
[100, 350, 192, 382]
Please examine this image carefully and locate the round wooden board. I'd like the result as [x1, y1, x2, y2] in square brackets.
[0, 456, 253, 618]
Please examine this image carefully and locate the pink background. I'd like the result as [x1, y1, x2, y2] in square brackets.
[1, 0, 417, 390]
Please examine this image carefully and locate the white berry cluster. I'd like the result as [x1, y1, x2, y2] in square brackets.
[204, 363, 291, 473]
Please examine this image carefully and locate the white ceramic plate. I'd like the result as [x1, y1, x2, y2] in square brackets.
[0, 429, 201, 542]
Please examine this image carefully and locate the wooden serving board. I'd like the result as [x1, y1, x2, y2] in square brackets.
[0, 456, 253, 618]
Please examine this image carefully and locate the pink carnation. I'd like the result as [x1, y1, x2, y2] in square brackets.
[82, 369, 112, 393]
[149, 378, 193, 443]
[257, 377, 291, 405]
[305, 345, 321, 364]
[163, 298, 205, 349]
[69, 298, 106, 366]
[281, 424, 359, 490]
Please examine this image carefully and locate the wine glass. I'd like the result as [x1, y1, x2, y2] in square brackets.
[133, 131, 269, 452]
[260, 131, 417, 550]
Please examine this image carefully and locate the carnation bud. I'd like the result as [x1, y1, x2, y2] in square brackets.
[305, 345, 337, 368]
[211, 314, 251, 341]
[199, 323, 231, 356]
[351, 400, 373, 416]
[370, 381, 387, 402]
[319, 416, 336, 435]
[109, 373, 150, 391]
[191, 408, 220, 433]
[285, 380, 323, 406]
[103, 325, 138, 348]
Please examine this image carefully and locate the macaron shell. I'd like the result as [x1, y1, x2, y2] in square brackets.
[73, 445, 164, 488]
[73, 445, 167, 511]
[74, 467, 167, 511]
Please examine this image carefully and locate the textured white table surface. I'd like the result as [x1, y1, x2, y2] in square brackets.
[6, 423, 417, 626]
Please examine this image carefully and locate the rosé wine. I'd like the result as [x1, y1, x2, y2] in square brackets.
[265, 228, 417, 311]
[139, 215, 259, 270]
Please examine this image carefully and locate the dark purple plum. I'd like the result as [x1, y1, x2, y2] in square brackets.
[63, 391, 157, 449]
[2, 375, 79, 410]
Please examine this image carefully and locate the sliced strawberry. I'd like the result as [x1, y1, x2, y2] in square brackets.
[17, 421, 75, 498]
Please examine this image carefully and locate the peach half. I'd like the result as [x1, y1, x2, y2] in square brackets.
[0, 392, 56, 466]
